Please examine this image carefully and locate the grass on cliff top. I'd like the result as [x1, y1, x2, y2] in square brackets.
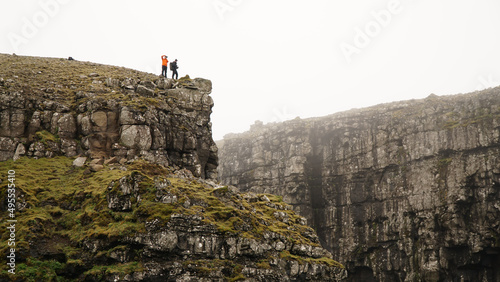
[0, 156, 343, 280]
[0, 53, 164, 109]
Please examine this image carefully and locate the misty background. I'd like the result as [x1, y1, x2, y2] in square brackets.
[1, 0, 500, 140]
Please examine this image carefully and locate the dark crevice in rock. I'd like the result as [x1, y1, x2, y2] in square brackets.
[306, 128, 328, 251]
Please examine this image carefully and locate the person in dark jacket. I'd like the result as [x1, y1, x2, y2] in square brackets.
[170, 59, 179, 80]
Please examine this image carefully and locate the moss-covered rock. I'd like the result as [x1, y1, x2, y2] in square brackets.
[0, 157, 345, 281]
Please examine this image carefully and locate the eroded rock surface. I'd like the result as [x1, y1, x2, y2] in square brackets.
[218, 87, 500, 281]
[0, 157, 346, 281]
[0, 54, 218, 179]
[0, 54, 345, 281]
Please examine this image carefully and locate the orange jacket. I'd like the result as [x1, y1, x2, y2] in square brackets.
[161, 55, 168, 66]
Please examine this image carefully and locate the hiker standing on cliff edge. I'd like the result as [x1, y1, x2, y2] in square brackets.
[170, 59, 179, 80]
[161, 55, 168, 78]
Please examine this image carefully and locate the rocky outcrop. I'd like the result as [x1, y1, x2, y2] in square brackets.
[0, 54, 345, 281]
[0, 157, 346, 281]
[101, 171, 346, 281]
[0, 54, 217, 179]
[218, 87, 500, 281]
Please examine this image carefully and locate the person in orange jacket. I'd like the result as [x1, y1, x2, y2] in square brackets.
[161, 55, 168, 78]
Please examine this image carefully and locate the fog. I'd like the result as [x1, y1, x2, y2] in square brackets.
[2, 0, 500, 140]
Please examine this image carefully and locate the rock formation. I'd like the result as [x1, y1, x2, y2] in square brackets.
[218, 87, 500, 281]
[1, 157, 346, 281]
[0, 54, 217, 180]
[0, 54, 345, 281]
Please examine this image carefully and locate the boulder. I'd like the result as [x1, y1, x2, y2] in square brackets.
[90, 164, 104, 172]
[73, 156, 87, 167]
[120, 125, 152, 151]
[0, 137, 17, 161]
[90, 158, 104, 165]
[57, 113, 77, 138]
[91, 111, 108, 129]
[104, 157, 118, 165]
[0, 109, 26, 137]
[135, 85, 155, 97]
[156, 78, 173, 90]
[13, 143, 25, 161]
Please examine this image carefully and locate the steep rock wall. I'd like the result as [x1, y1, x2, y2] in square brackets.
[0, 54, 218, 179]
[218, 88, 500, 281]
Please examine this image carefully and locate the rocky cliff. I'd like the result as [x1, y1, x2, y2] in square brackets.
[0, 54, 345, 281]
[0, 157, 345, 281]
[218, 88, 500, 281]
[0, 53, 217, 179]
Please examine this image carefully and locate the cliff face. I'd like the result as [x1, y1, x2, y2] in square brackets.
[0, 53, 217, 179]
[0, 54, 345, 281]
[218, 88, 500, 281]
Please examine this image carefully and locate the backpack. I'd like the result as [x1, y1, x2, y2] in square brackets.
[170, 62, 175, 69]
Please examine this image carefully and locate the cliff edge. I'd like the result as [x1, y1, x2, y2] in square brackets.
[0, 53, 217, 179]
[0, 54, 345, 281]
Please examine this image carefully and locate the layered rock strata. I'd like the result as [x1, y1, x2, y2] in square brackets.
[218, 87, 500, 281]
[0, 54, 345, 281]
[0, 54, 218, 179]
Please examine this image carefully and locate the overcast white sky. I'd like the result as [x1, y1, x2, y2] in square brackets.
[2, 0, 500, 140]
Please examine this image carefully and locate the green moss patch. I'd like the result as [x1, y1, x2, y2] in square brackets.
[35, 130, 60, 144]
